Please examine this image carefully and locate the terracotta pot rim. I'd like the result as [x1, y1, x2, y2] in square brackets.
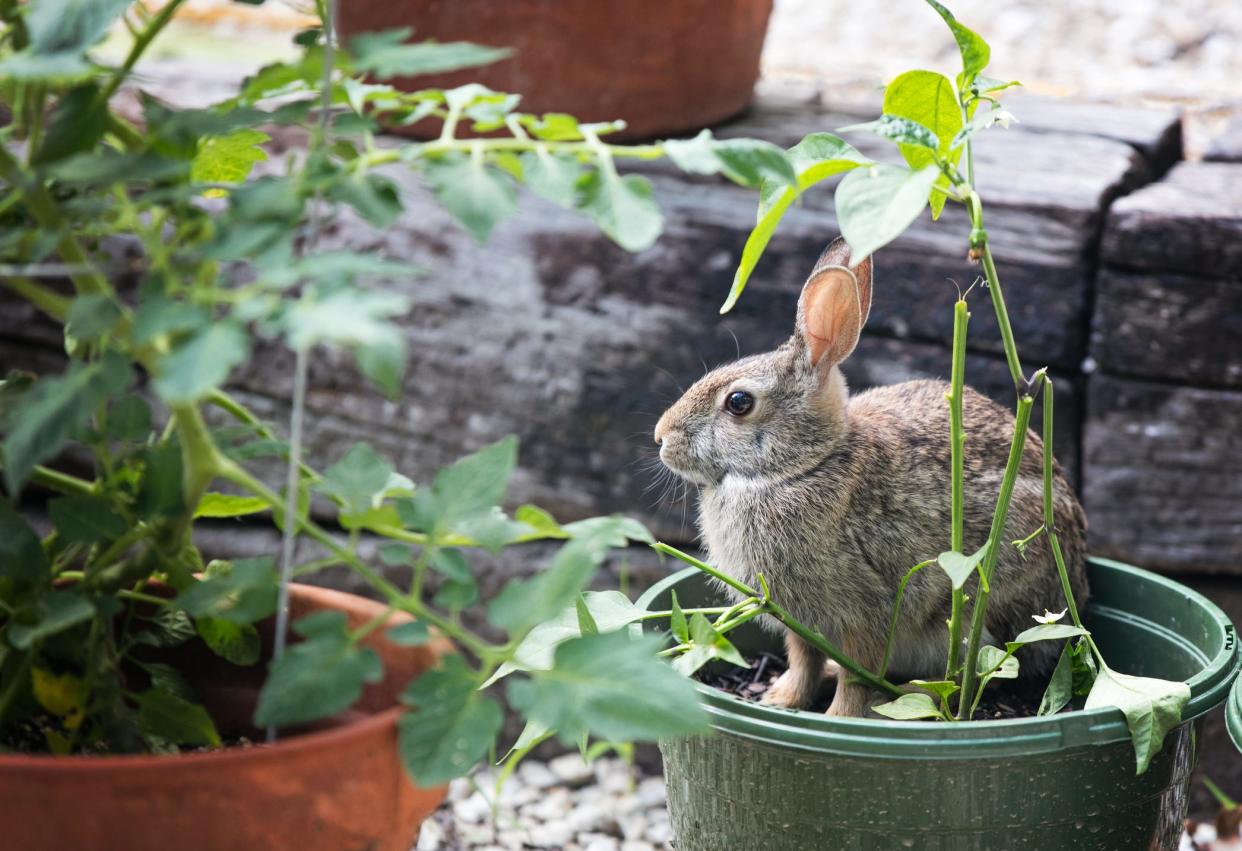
[0, 583, 416, 772]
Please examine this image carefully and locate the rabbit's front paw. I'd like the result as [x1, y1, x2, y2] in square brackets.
[762, 669, 814, 709]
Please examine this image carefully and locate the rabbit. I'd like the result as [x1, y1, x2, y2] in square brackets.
[653, 238, 1089, 717]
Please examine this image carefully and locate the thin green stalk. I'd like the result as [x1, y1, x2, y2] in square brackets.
[715, 603, 767, 634]
[1203, 776, 1238, 810]
[638, 606, 734, 621]
[944, 298, 970, 679]
[883, 559, 936, 678]
[98, 0, 188, 102]
[652, 542, 756, 598]
[1042, 377, 1084, 629]
[978, 237, 1023, 391]
[956, 394, 1035, 718]
[30, 465, 94, 496]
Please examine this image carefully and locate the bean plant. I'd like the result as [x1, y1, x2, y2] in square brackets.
[641, 0, 1190, 775]
[0, 0, 822, 783]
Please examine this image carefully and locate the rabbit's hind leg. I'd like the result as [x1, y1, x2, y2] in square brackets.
[762, 632, 827, 710]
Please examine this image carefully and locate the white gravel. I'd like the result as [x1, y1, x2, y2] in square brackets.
[414, 757, 672, 851]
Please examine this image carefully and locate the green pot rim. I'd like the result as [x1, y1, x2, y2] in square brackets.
[638, 556, 1240, 760]
[1229, 663, 1242, 753]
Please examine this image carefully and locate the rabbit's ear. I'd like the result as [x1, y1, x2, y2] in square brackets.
[812, 237, 873, 325]
[796, 265, 864, 371]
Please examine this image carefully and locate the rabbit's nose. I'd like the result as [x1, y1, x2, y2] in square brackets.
[654, 411, 675, 445]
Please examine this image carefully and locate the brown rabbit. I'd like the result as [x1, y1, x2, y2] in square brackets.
[653, 238, 1088, 717]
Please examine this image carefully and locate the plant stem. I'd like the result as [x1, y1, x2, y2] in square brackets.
[0, 276, 70, 322]
[98, 0, 188, 102]
[1203, 776, 1239, 810]
[30, 465, 94, 496]
[956, 393, 1035, 718]
[944, 298, 970, 679]
[978, 237, 1024, 392]
[651, 542, 755, 598]
[1041, 377, 1084, 629]
[883, 559, 936, 678]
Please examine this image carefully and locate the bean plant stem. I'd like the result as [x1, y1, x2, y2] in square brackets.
[98, 0, 188, 102]
[1042, 378, 1084, 629]
[956, 394, 1034, 718]
[944, 298, 970, 679]
[978, 236, 1024, 391]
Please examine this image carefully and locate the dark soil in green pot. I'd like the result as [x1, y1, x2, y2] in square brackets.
[638, 558, 1239, 851]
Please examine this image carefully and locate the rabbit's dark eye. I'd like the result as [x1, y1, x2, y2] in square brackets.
[725, 391, 754, 416]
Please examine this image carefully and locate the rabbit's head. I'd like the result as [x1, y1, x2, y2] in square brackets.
[654, 238, 872, 486]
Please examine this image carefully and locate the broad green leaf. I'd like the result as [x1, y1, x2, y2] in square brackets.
[662, 130, 722, 174]
[138, 661, 194, 699]
[506, 631, 708, 744]
[669, 590, 688, 643]
[195, 616, 260, 666]
[329, 173, 403, 229]
[190, 129, 270, 195]
[49, 150, 190, 186]
[575, 170, 662, 253]
[432, 577, 478, 611]
[722, 132, 871, 313]
[841, 114, 940, 151]
[9, 590, 95, 649]
[909, 679, 960, 702]
[882, 70, 963, 218]
[871, 692, 943, 720]
[194, 493, 271, 519]
[386, 620, 431, 647]
[398, 654, 503, 785]
[712, 139, 799, 189]
[1009, 622, 1089, 647]
[937, 543, 987, 590]
[136, 689, 222, 748]
[48, 495, 126, 544]
[176, 557, 277, 625]
[424, 153, 517, 243]
[486, 537, 598, 634]
[673, 612, 747, 676]
[0, 500, 50, 582]
[319, 442, 394, 518]
[285, 290, 409, 397]
[2, 355, 132, 495]
[482, 590, 647, 686]
[26, 0, 129, 53]
[1085, 665, 1190, 774]
[107, 395, 152, 442]
[33, 82, 108, 166]
[520, 151, 581, 208]
[835, 163, 940, 261]
[403, 436, 517, 536]
[559, 514, 654, 548]
[971, 75, 1021, 96]
[922, 0, 991, 91]
[132, 608, 196, 649]
[254, 612, 383, 727]
[0, 49, 92, 81]
[513, 504, 568, 539]
[428, 548, 471, 582]
[135, 442, 185, 520]
[520, 113, 586, 141]
[350, 29, 511, 79]
[575, 595, 599, 635]
[448, 506, 529, 553]
[130, 297, 209, 346]
[151, 322, 249, 404]
[977, 645, 1019, 679]
[1038, 641, 1074, 716]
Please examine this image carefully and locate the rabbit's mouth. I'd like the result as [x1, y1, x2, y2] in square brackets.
[658, 443, 717, 487]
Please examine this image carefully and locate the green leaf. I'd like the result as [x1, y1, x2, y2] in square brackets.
[1038, 642, 1074, 716]
[520, 151, 581, 208]
[47, 495, 126, 544]
[834, 163, 940, 260]
[575, 170, 662, 253]
[398, 654, 503, 786]
[424, 153, 517, 243]
[350, 29, 511, 79]
[1009, 622, 1089, 647]
[136, 689, 222, 748]
[506, 631, 709, 744]
[909, 679, 960, 702]
[447, 506, 529, 553]
[33, 82, 108, 166]
[329, 173, 403, 229]
[486, 537, 598, 634]
[107, 395, 152, 443]
[482, 590, 647, 686]
[662, 129, 723, 174]
[970, 75, 1021, 96]
[254, 612, 383, 727]
[841, 114, 940, 151]
[176, 557, 277, 625]
[135, 442, 185, 520]
[284, 290, 409, 397]
[575, 595, 599, 635]
[27, 0, 130, 55]
[130, 297, 209, 347]
[922, 0, 991, 90]
[2, 355, 132, 495]
[432, 577, 478, 611]
[151, 322, 249, 404]
[722, 132, 871, 313]
[880, 69, 963, 218]
[194, 493, 271, 519]
[1085, 664, 1190, 774]
[386, 620, 431, 647]
[404, 436, 517, 536]
[190, 129, 270, 194]
[559, 514, 654, 547]
[673, 612, 747, 676]
[712, 139, 799, 189]
[319, 442, 394, 518]
[0, 500, 51, 583]
[9, 590, 95, 649]
[669, 590, 688, 643]
[0, 49, 93, 81]
[195, 616, 260, 666]
[513, 504, 568, 539]
[936, 543, 988, 591]
[871, 692, 944, 720]
[133, 608, 196, 649]
[428, 548, 470, 582]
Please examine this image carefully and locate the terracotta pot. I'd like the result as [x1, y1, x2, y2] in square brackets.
[0, 584, 451, 851]
[337, 0, 775, 141]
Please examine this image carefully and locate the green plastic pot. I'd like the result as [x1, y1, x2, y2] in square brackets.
[638, 557, 1239, 851]
[1229, 663, 1242, 754]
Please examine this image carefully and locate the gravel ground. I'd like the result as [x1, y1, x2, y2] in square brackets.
[414, 756, 672, 851]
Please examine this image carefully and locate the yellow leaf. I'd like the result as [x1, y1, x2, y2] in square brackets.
[32, 667, 87, 731]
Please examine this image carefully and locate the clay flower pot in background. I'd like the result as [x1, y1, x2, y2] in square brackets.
[337, 0, 775, 140]
[0, 584, 450, 851]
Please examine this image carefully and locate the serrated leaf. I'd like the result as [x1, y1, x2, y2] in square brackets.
[1085, 665, 1190, 774]
[47, 494, 126, 544]
[506, 631, 708, 745]
[835, 163, 940, 261]
[520, 151, 581, 207]
[151, 323, 249, 404]
[350, 29, 511, 80]
[9, 590, 95, 649]
[254, 612, 383, 727]
[872, 692, 944, 720]
[513, 504, 567, 539]
[107, 395, 152, 443]
[136, 689, 221, 748]
[575, 170, 662, 253]
[722, 132, 871, 313]
[398, 654, 502, 786]
[319, 442, 394, 519]
[937, 543, 988, 591]
[424, 152, 517, 242]
[195, 616, 260, 666]
[386, 620, 431, 647]
[176, 557, 277, 625]
[194, 493, 271, 519]
[403, 436, 517, 536]
[33, 82, 108, 166]
[191, 129, 270, 195]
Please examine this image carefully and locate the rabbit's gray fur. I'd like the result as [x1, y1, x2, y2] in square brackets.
[654, 239, 1088, 717]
